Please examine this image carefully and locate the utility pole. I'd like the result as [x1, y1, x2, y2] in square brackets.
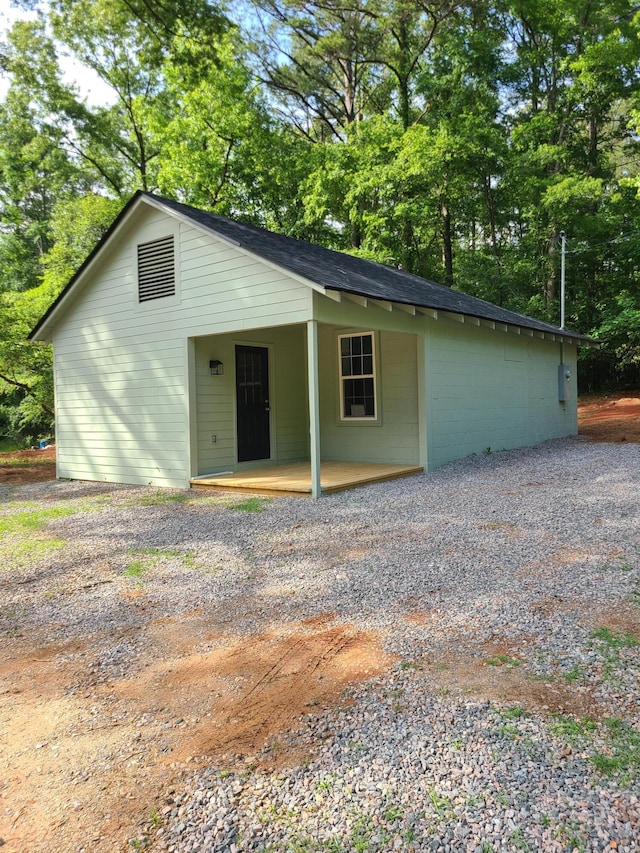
[559, 230, 566, 330]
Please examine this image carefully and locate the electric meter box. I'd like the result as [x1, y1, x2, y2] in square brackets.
[558, 364, 571, 402]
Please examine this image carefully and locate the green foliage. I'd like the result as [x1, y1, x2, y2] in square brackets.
[0, 436, 24, 453]
[499, 706, 526, 719]
[0, 283, 56, 437]
[42, 195, 124, 290]
[549, 714, 598, 740]
[0, 536, 66, 570]
[591, 717, 640, 779]
[152, 33, 295, 225]
[582, 290, 640, 389]
[484, 653, 520, 668]
[2, 0, 640, 441]
[550, 713, 640, 781]
[0, 20, 88, 293]
[124, 560, 146, 578]
[0, 506, 75, 535]
[228, 497, 271, 513]
[135, 491, 191, 506]
[591, 626, 639, 650]
[0, 504, 73, 570]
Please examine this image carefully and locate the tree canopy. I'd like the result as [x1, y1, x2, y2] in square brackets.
[1, 0, 640, 442]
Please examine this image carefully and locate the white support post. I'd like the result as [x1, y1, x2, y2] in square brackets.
[186, 337, 198, 482]
[416, 334, 428, 472]
[307, 320, 322, 498]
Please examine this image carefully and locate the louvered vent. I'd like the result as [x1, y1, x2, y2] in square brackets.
[137, 236, 175, 302]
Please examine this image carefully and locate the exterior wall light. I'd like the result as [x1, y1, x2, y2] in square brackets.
[209, 359, 224, 376]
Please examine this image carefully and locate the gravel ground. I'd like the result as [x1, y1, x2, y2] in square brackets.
[2, 437, 640, 852]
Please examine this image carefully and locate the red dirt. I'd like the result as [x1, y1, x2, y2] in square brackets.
[1, 613, 391, 853]
[0, 446, 56, 484]
[578, 391, 640, 443]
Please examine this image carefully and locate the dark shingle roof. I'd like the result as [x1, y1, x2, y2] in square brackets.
[153, 194, 591, 342]
[30, 191, 594, 343]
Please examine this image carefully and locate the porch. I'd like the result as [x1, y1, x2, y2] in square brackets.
[190, 460, 423, 497]
[193, 321, 424, 497]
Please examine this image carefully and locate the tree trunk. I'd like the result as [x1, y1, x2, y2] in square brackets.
[400, 218, 413, 272]
[441, 202, 453, 287]
[483, 175, 501, 271]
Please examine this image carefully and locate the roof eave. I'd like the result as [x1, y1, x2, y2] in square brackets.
[323, 287, 597, 346]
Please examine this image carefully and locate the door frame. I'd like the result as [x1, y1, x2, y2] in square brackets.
[233, 340, 275, 467]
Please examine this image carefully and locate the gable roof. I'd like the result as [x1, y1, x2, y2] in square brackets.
[30, 190, 594, 343]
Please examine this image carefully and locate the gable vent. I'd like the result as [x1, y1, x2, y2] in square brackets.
[137, 236, 175, 302]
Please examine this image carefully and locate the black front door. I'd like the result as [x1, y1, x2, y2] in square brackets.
[235, 345, 271, 462]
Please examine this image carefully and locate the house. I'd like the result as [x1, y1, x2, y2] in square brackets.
[30, 191, 593, 496]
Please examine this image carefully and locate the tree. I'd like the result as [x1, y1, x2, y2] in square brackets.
[499, 0, 640, 319]
[0, 284, 55, 440]
[152, 34, 289, 223]
[48, 0, 167, 193]
[0, 19, 88, 292]
[247, 0, 459, 136]
[246, 0, 382, 141]
[294, 2, 505, 281]
[2, 0, 640, 441]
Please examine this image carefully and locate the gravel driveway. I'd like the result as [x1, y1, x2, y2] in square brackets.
[1, 437, 639, 852]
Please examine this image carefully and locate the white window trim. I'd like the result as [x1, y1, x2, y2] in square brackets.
[338, 330, 378, 422]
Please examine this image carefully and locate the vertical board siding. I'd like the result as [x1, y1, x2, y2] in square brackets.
[195, 325, 309, 475]
[52, 206, 312, 487]
[318, 326, 420, 465]
[425, 319, 578, 471]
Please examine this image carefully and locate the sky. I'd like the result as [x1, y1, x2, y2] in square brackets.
[0, 2, 115, 105]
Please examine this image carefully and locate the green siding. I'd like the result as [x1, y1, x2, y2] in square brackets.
[52, 204, 313, 488]
[313, 293, 580, 472]
[313, 291, 420, 335]
[195, 325, 308, 475]
[425, 319, 578, 470]
[318, 325, 420, 464]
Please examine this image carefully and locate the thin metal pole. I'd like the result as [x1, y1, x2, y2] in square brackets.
[559, 230, 566, 330]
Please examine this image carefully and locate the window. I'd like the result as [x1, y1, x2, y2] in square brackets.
[338, 332, 377, 419]
[137, 235, 175, 302]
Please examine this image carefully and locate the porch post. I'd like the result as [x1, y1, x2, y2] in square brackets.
[307, 320, 322, 498]
[186, 337, 198, 481]
[417, 334, 429, 471]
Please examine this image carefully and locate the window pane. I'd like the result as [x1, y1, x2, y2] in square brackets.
[339, 333, 375, 419]
[343, 377, 375, 417]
